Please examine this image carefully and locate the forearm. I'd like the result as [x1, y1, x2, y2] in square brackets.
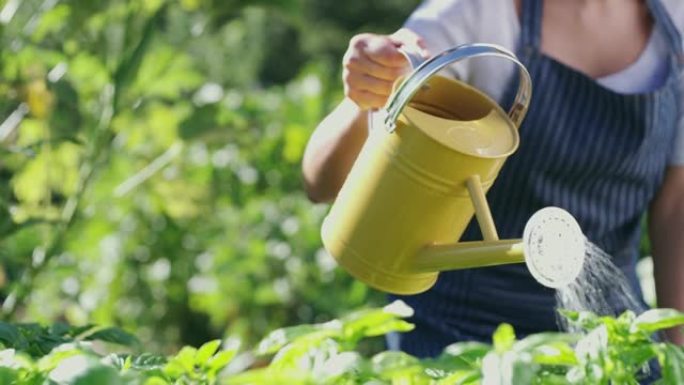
[302, 98, 369, 203]
[649, 177, 684, 344]
[650, 237, 684, 344]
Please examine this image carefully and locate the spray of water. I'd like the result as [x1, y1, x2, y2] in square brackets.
[555, 239, 644, 332]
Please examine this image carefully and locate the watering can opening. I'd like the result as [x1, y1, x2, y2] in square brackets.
[400, 75, 519, 159]
[403, 75, 493, 121]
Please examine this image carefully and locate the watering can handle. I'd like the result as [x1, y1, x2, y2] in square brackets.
[384, 43, 532, 132]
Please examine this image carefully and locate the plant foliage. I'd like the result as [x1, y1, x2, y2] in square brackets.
[0, 0, 418, 351]
[1, 302, 684, 384]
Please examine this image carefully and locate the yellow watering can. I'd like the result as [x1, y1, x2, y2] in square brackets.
[321, 44, 586, 295]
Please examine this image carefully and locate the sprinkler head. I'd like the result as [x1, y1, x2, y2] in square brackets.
[523, 207, 586, 289]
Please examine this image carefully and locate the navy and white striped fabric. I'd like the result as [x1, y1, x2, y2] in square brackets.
[390, 0, 683, 357]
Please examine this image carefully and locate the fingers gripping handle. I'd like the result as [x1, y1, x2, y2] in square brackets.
[385, 43, 532, 132]
[398, 45, 425, 70]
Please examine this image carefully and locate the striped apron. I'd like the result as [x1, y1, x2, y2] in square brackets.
[389, 0, 683, 358]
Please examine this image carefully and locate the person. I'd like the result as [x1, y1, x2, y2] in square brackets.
[302, 0, 684, 357]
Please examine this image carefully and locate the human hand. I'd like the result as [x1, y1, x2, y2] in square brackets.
[342, 28, 428, 110]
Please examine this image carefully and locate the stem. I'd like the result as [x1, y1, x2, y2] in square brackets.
[1, 85, 115, 319]
[114, 141, 183, 197]
[1, 5, 166, 319]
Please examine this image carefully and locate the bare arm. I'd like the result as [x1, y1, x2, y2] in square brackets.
[301, 99, 369, 203]
[301, 29, 427, 203]
[648, 166, 684, 344]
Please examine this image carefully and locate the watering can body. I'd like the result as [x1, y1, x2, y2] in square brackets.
[321, 44, 584, 295]
[322, 74, 519, 294]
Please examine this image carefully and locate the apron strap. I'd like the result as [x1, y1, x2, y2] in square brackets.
[646, 0, 684, 67]
[520, 0, 543, 50]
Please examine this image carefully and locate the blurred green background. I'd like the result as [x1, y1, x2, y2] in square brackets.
[0, 0, 421, 353]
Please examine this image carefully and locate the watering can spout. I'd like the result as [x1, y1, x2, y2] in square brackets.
[414, 239, 525, 273]
[414, 207, 587, 289]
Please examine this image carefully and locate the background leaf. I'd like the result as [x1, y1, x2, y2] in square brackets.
[632, 309, 684, 333]
[83, 327, 140, 347]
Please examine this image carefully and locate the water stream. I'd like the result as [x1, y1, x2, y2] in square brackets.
[555, 239, 645, 332]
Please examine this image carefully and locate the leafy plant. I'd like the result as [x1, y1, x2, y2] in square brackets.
[0, 322, 139, 358]
[560, 308, 684, 384]
[1, 302, 683, 384]
[0, 0, 418, 353]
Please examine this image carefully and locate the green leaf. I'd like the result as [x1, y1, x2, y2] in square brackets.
[226, 367, 311, 385]
[0, 323, 22, 347]
[122, 355, 132, 370]
[143, 377, 169, 385]
[83, 327, 140, 347]
[318, 351, 361, 381]
[282, 123, 307, 163]
[371, 351, 422, 379]
[73, 365, 124, 385]
[341, 303, 414, 342]
[48, 323, 72, 337]
[129, 353, 167, 370]
[574, 325, 608, 365]
[38, 348, 84, 374]
[49, 79, 82, 138]
[207, 349, 236, 373]
[442, 341, 492, 367]
[195, 339, 221, 366]
[512, 333, 579, 366]
[513, 332, 579, 353]
[178, 104, 220, 141]
[617, 310, 636, 326]
[619, 343, 657, 367]
[270, 333, 338, 368]
[510, 358, 537, 385]
[113, 4, 166, 105]
[531, 372, 570, 385]
[559, 310, 603, 331]
[632, 309, 684, 333]
[0, 367, 17, 384]
[434, 370, 480, 385]
[362, 319, 415, 337]
[166, 346, 197, 375]
[493, 323, 516, 353]
[444, 341, 492, 362]
[557, 309, 580, 322]
[162, 358, 185, 379]
[31, 4, 70, 41]
[482, 350, 537, 385]
[658, 344, 684, 385]
[528, 341, 578, 366]
[0, 206, 17, 236]
[256, 323, 339, 355]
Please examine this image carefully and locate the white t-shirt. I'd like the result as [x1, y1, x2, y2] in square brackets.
[403, 0, 684, 165]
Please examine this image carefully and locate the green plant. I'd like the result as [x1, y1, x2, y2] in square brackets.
[0, 322, 235, 384]
[560, 308, 684, 384]
[0, 0, 418, 353]
[1, 302, 684, 385]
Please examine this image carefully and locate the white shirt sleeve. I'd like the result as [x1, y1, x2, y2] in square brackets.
[402, 0, 520, 103]
[403, 0, 474, 80]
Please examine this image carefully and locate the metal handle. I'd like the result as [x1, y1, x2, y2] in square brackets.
[384, 43, 532, 132]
